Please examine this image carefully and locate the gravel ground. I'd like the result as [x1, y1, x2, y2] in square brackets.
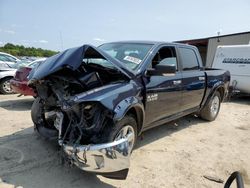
[0, 94, 249, 188]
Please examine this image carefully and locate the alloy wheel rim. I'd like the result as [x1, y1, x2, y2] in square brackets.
[115, 125, 135, 154]
[210, 95, 220, 116]
[2, 80, 13, 93]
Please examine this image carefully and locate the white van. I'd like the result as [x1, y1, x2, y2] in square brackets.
[212, 45, 250, 94]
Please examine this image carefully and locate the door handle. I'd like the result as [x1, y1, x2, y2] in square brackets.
[173, 80, 182, 85]
[199, 77, 205, 81]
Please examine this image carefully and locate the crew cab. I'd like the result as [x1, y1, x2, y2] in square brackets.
[28, 41, 230, 179]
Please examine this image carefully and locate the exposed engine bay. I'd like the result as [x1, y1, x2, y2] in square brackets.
[31, 61, 128, 146]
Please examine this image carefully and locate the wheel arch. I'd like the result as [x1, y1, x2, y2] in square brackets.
[0, 76, 13, 83]
[126, 106, 144, 136]
[217, 86, 225, 101]
[113, 97, 145, 136]
[203, 84, 225, 109]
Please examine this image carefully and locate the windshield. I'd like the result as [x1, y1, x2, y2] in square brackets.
[27, 60, 45, 68]
[10, 60, 30, 69]
[83, 58, 116, 69]
[99, 43, 153, 70]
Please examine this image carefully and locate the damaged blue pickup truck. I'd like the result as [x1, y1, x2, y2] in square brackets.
[28, 41, 230, 179]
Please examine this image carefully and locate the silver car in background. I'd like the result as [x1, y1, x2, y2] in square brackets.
[0, 63, 31, 94]
[0, 62, 17, 94]
[0, 52, 20, 94]
[0, 52, 31, 94]
[0, 52, 21, 65]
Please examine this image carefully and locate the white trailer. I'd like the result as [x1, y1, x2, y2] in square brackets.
[212, 44, 250, 94]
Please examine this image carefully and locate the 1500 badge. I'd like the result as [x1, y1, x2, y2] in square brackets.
[147, 93, 158, 102]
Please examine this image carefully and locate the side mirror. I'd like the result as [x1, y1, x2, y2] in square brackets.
[146, 64, 176, 76]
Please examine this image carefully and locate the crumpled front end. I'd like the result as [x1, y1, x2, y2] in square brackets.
[32, 91, 132, 179]
[28, 44, 139, 179]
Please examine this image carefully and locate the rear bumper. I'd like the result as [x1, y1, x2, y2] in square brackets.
[10, 79, 36, 96]
[62, 138, 130, 173]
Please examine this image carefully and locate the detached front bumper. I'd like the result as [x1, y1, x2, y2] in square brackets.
[63, 137, 130, 176]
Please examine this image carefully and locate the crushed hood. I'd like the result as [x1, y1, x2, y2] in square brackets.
[28, 45, 134, 80]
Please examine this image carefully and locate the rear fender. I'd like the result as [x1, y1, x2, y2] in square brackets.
[202, 81, 225, 108]
[0, 76, 13, 82]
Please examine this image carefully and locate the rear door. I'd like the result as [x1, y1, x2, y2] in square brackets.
[178, 47, 206, 111]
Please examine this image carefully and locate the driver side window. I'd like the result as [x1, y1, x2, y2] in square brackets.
[152, 46, 178, 70]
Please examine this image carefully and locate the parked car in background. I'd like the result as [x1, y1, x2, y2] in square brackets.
[19, 56, 39, 63]
[0, 62, 17, 94]
[10, 58, 46, 96]
[0, 60, 31, 94]
[212, 44, 250, 94]
[0, 52, 21, 66]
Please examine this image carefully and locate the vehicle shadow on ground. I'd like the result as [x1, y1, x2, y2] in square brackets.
[0, 95, 249, 187]
[227, 95, 250, 106]
[136, 115, 205, 149]
[0, 128, 115, 188]
[0, 97, 34, 111]
[0, 115, 204, 188]
[136, 94, 250, 149]
[136, 95, 250, 149]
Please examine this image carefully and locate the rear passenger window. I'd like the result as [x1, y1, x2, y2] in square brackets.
[179, 48, 199, 71]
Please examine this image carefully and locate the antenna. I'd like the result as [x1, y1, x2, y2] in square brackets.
[217, 31, 220, 42]
[217, 29, 222, 42]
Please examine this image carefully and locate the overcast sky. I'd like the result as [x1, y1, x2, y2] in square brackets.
[0, 0, 250, 51]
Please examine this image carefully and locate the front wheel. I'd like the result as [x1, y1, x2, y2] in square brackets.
[101, 116, 137, 153]
[200, 91, 221, 121]
[31, 97, 58, 139]
[0, 78, 14, 94]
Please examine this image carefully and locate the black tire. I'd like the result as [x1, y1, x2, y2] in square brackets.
[31, 97, 58, 140]
[0, 77, 14, 94]
[101, 115, 137, 151]
[200, 91, 221, 121]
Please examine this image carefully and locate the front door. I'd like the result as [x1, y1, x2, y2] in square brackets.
[144, 46, 182, 127]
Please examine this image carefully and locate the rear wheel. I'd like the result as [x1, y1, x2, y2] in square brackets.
[0, 78, 14, 94]
[200, 91, 221, 121]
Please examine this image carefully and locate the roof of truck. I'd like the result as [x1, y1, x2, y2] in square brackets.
[104, 40, 194, 47]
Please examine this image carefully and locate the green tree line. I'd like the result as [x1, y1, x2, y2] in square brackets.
[0, 43, 58, 57]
